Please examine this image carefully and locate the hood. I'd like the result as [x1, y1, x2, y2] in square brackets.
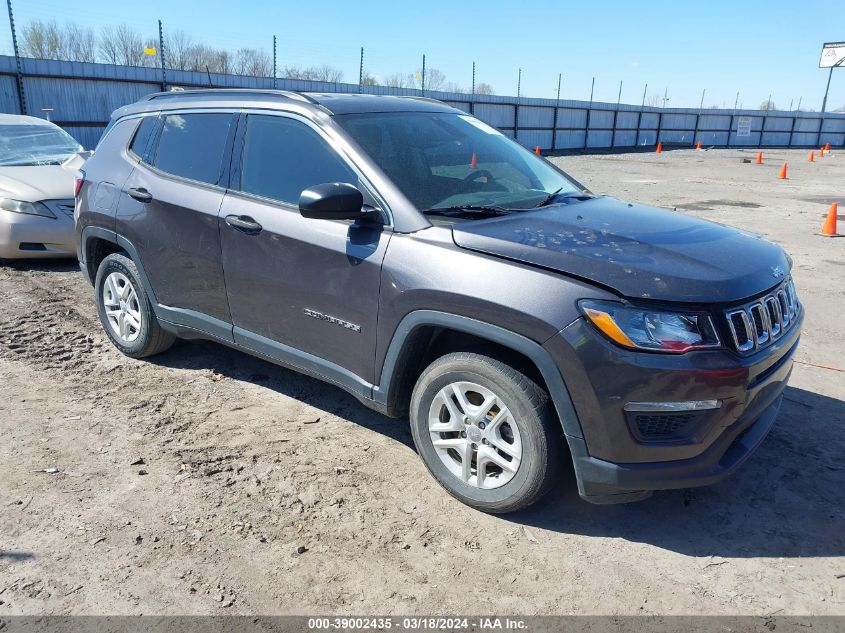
[451, 196, 790, 304]
[0, 155, 82, 202]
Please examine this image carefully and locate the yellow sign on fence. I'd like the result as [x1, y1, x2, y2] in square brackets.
[144, 47, 157, 56]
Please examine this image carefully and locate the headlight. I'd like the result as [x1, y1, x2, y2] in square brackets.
[0, 197, 56, 218]
[579, 300, 720, 353]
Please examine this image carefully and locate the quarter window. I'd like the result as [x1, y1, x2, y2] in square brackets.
[152, 113, 233, 186]
[239, 115, 358, 204]
[129, 116, 158, 160]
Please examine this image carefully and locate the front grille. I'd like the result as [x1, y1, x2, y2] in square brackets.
[725, 278, 799, 354]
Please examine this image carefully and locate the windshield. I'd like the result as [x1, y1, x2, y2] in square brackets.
[334, 111, 582, 213]
[0, 123, 82, 167]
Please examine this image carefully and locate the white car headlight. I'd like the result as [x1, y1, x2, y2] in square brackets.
[0, 197, 56, 218]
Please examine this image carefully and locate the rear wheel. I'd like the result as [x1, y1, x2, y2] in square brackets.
[95, 253, 174, 358]
[410, 351, 561, 513]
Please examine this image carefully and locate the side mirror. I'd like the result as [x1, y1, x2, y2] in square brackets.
[299, 182, 378, 222]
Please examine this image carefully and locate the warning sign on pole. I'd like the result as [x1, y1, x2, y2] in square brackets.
[819, 42, 845, 68]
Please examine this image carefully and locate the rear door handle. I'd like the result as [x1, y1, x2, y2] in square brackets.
[225, 214, 263, 234]
[127, 187, 152, 203]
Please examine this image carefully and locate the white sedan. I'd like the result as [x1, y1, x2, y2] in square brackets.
[0, 114, 87, 259]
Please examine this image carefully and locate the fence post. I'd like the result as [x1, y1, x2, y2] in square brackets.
[158, 20, 167, 91]
[787, 114, 796, 148]
[551, 73, 561, 152]
[470, 61, 475, 115]
[514, 68, 521, 144]
[358, 47, 364, 94]
[273, 36, 277, 89]
[6, 0, 26, 115]
[584, 76, 594, 150]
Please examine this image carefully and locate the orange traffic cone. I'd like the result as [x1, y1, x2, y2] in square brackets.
[656, 142, 663, 154]
[809, 151, 815, 162]
[695, 140, 702, 150]
[755, 151, 763, 164]
[820, 202, 841, 237]
[778, 162, 788, 179]
[825, 142, 831, 151]
[535, 146, 541, 155]
[818, 147, 824, 158]
[469, 152, 477, 169]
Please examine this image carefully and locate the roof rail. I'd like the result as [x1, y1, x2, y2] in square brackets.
[142, 88, 320, 105]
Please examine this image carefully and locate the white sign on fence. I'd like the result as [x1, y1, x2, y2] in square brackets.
[736, 116, 752, 137]
[819, 42, 845, 68]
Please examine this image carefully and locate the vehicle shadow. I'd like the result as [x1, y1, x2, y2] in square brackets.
[0, 258, 79, 273]
[147, 339, 414, 450]
[149, 339, 845, 558]
[510, 385, 845, 558]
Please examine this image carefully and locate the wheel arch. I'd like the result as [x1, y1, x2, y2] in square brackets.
[373, 310, 583, 439]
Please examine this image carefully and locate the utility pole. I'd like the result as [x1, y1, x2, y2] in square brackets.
[641, 83, 647, 107]
[6, 0, 26, 114]
[589, 76, 595, 103]
[734, 92, 740, 111]
[617, 80, 623, 106]
[273, 36, 277, 89]
[471, 61, 475, 96]
[699, 88, 706, 110]
[358, 47, 364, 93]
[158, 20, 167, 91]
[517, 67, 522, 99]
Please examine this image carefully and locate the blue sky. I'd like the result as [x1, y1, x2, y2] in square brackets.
[2, 0, 843, 110]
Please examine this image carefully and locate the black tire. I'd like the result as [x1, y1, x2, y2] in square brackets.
[410, 351, 561, 514]
[94, 252, 174, 358]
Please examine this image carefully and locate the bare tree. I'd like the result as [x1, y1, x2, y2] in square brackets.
[645, 94, 663, 107]
[282, 64, 344, 82]
[235, 48, 272, 76]
[20, 20, 95, 62]
[99, 24, 154, 67]
[359, 70, 378, 86]
[164, 30, 195, 70]
[383, 72, 412, 88]
[475, 82, 494, 95]
[20, 21, 61, 59]
[759, 99, 776, 110]
[415, 68, 446, 91]
[64, 23, 97, 62]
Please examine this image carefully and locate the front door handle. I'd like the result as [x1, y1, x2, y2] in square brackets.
[127, 187, 153, 203]
[225, 214, 263, 234]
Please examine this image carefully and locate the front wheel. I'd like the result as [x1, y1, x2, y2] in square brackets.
[410, 351, 561, 513]
[95, 253, 174, 358]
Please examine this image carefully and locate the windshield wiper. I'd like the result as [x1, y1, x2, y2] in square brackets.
[422, 204, 513, 218]
[530, 188, 594, 209]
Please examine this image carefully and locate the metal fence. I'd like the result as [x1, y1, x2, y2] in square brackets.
[2, 55, 845, 152]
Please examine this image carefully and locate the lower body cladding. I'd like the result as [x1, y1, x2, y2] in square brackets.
[545, 310, 802, 504]
[0, 209, 76, 259]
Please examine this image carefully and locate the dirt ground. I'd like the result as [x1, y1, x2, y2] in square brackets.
[1, 148, 843, 616]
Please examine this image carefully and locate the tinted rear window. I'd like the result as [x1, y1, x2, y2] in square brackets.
[152, 113, 233, 186]
[239, 115, 357, 204]
[129, 117, 157, 159]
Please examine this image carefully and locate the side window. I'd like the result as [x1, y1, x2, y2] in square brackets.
[128, 117, 157, 160]
[152, 113, 233, 186]
[239, 115, 358, 204]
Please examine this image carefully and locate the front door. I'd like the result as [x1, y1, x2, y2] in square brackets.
[219, 113, 390, 389]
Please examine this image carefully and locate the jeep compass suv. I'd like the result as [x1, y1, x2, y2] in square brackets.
[76, 90, 801, 513]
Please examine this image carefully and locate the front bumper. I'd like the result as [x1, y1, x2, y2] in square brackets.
[545, 306, 801, 504]
[0, 209, 76, 259]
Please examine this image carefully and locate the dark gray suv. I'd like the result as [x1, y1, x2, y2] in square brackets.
[75, 89, 802, 513]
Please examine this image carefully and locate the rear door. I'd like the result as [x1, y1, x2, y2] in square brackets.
[219, 112, 391, 388]
[116, 111, 237, 340]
